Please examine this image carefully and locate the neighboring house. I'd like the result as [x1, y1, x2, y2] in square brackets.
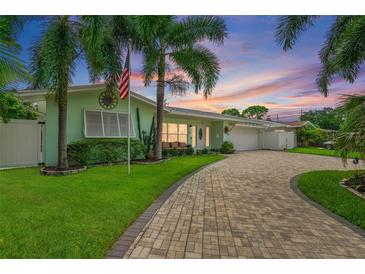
[285, 121, 317, 129]
[4, 84, 298, 167]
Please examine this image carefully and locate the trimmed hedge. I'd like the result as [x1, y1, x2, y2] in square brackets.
[68, 138, 145, 165]
[162, 146, 194, 157]
[220, 141, 234, 154]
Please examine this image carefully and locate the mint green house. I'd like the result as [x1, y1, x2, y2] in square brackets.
[18, 84, 298, 166]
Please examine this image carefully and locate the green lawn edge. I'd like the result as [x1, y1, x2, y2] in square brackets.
[287, 147, 361, 159]
[0, 154, 225, 258]
[297, 170, 365, 231]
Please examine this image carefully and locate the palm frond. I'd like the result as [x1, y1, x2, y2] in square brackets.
[170, 45, 219, 98]
[30, 16, 79, 100]
[336, 94, 365, 164]
[167, 16, 227, 49]
[275, 16, 319, 51]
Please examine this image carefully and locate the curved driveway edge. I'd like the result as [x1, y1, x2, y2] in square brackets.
[290, 174, 365, 239]
[106, 157, 226, 259]
[113, 151, 365, 259]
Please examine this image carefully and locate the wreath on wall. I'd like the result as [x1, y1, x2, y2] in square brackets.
[99, 91, 118, 110]
[224, 126, 230, 135]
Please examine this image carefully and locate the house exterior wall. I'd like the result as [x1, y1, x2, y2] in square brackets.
[45, 89, 156, 166]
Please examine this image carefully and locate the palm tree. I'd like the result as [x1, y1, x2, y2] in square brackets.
[0, 16, 28, 90]
[275, 16, 365, 96]
[31, 16, 130, 169]
[134, 16, 227, 159]
[336, 94, 365, 163]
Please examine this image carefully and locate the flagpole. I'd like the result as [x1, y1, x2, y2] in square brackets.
[127, 40, 131, 175]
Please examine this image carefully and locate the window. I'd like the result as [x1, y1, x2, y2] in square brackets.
[162, 122, 188, 144]
[191, 126, 196, 148]
[178, 124, 187, 143]
[205, 127, 210, 147]
[84, 110, 135, 138]
[168, 123, 178, 142]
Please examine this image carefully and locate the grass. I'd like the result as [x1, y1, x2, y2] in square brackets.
[287, 147, 361, 159]
[297, 170, 365, 230]
[0, 154, 224, 258]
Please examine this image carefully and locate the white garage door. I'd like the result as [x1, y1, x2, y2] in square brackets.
[227, 126, 259, 150]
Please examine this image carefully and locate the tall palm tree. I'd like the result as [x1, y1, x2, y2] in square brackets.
[0, 16, 28, 90]
[30, 16, 79, 169]
[275, 16, 365, 96]
[134, 16, 227, 159]
[31, 16, 130, 169]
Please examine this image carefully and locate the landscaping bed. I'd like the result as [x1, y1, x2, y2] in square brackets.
[0, 154, 224, 258]
[297, 170, 365, 230]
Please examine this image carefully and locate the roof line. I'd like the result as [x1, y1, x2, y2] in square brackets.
[17, 83, 295, 128]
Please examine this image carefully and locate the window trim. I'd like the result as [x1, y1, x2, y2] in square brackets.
[84, 108, 136, 138]
[205, 126, 210, 147]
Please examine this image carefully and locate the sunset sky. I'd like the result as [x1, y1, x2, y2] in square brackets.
[18, 16, 365, 121]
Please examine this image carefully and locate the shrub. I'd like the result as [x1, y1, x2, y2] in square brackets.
[68, 138, 145, 166]
[201, 148, 209, 154]
[185, 147, 194, 155]
[220, 141, 234, 154]
[297, 127, 328, 147]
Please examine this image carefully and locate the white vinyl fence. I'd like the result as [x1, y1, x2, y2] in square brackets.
[0, 119, 44, 168]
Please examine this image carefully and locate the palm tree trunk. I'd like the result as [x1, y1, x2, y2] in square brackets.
[57, 90, 68, 169]
[155, 52, 165, 160]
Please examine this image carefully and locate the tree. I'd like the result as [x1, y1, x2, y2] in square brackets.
[134, 16, 227, 159]
[241, 105, 268, 119]
[336, 94, 365, 164]
[0, 16, 28, 90]
[0, 92, 38, 122]
[30, 16, 130, 169]
[300, 107, 343, 130]
[222, 108, 240, 116]
[276, 16, 365, 96]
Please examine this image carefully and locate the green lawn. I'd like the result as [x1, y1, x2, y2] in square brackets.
[297, 170, 365, 230]
[287, 147, 361, 159]
[0, 154, 224, 258]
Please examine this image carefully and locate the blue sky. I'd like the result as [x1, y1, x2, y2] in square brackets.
[18, 16, 365, 121]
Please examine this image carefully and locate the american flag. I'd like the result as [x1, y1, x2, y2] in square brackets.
[117, 50, 130, 100]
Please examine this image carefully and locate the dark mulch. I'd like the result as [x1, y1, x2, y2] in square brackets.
[42, 165, 85, 172]
[343, 174, 365, 193]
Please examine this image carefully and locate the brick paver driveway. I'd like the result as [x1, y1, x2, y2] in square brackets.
[124, 151, 365, 258]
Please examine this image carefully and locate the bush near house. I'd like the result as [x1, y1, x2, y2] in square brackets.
[297, 127, 329, 147]
[68, 138, 145, 166]
[0, 92, 38, 123]
[220, 141, 234, 154]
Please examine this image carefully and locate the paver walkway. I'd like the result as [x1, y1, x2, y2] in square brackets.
[124, 151, 365, 258]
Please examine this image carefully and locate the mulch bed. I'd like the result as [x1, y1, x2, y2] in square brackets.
[341, 175, 365, 198]
[133, 158, 170, 165]
[40, 165, 87, 176]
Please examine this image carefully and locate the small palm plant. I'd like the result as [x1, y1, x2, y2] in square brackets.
[335, 94, 365, 166]
[134, 16, 227, 159]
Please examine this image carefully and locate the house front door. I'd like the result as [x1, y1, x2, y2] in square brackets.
[196, 125, 205, 150]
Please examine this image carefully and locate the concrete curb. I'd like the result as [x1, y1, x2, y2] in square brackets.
[290, 174, 365, 239]
[105, 156, 227, 259]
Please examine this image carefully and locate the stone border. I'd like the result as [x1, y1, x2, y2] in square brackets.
[340, 179, 365, 200]
[132, 158, 170, 165]
[290, 174, 365, 239]
[40, 166, 87, 176]
[105, 156, 227, 259]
